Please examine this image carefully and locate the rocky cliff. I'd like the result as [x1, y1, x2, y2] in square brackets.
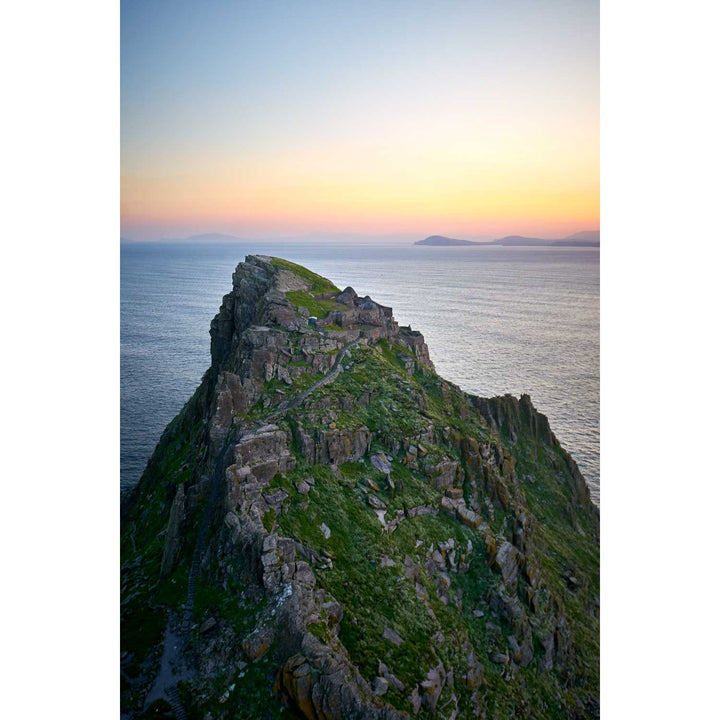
[121, 255, 599, 720]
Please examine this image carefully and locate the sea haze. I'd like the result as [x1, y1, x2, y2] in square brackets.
[121, 242, 599, 503]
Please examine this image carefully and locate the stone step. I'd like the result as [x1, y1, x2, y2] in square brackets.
[444, 487, 464, 499]
[166, 687, 186, 720]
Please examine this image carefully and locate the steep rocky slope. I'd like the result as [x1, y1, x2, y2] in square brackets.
[121, 255, 599, 720]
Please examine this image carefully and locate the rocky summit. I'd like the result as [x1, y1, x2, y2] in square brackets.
[121, 255, 599, 720]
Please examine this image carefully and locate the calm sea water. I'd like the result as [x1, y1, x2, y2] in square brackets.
[121, 242, 599, 503]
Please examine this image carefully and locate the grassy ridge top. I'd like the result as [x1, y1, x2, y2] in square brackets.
[270, 257, 339, 293]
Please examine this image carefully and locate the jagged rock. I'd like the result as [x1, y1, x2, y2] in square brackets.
[494, 541, 520, 588]
[321, 598, 343, 627]
[367, 494, 387, 510]
[212, 372, 251, 436]
[382, 626, 404, 646]
[293, 561, 316, 587]
[410, 686, 422, 715]
[440, 495, 457, 516]
[445, 486, 463, 500]
[540, 633, 555, 671]
[378, 662, 406, 693]
[199, 617, 217, 634]
[276, 637, 407, 720]
[462, 645, 484, 690]
[406, 504, 437, 519]
[427, 459, 459, 489]
[372, 676, 389, 696]
[223, 510, 241, 540]
[370, 453, 392, 475]
[263, 488, 289, 509]
[242, 624, 274, 660]
[457, 503, 482, 529]
[420, 661, 446, 712]
[317, 426, 371, 465]
[233, 425, 295, 483]
[122, 254, 599, 720]
[160, 484, 185, 577]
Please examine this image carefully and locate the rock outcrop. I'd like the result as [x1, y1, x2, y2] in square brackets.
[121, 256, 599, 720]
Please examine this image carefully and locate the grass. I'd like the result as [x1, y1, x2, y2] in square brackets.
[285, 290, 344, 319]
[272, 338, 598, 715]
[178, 655, 288, 720]
[272, 462, 441, 694]
[270, 257, 339, 293]
[122, 290, 599, 719]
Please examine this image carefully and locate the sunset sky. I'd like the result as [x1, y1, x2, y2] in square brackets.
[121, 0, 598, 241]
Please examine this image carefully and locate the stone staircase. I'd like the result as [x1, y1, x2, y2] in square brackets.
[146, 340, 360, 718]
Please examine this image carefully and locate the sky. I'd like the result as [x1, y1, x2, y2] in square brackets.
[121, 0, 598, 241]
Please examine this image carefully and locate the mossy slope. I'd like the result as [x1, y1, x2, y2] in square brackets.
[121, 256, 599, 720]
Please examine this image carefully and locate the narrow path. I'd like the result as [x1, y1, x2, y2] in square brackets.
[143, 338, 359, 717]
[263, 338, 360, 422]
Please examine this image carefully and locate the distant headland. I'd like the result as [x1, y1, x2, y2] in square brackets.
[415, 230, 600, 247]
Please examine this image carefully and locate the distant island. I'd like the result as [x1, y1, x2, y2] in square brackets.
[414, 235, 481, 246]
[416, 230, 599, 247]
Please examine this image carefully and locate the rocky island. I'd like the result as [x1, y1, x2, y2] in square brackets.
[121, 255, 599, 719]
[415, 236, 481, 246]
[415, 233, 600, 247]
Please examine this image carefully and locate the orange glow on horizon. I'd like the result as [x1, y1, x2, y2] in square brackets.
[121, 2, 598, 241]
[122, 137, 598, 240]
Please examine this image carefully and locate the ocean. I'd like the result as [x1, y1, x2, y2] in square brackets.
[121, 241, 599, 503]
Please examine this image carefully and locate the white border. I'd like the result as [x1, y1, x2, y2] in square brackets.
[602, 1, 720, 716]
[3, 1, 720, 717]
[2, 1, 119, 716]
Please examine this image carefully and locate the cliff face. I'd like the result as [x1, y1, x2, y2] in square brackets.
[121, 256, 599, 720]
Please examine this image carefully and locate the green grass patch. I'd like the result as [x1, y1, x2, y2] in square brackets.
[270, 257, 339, 293]
[285, 290, 344, 319]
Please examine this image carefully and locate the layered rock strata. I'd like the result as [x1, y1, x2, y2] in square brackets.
[121, 256, 599, 720]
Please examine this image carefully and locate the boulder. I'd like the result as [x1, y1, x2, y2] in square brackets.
[428, 460, 459, 490]
[494, 541, 520, 588]
[410, 686, 421, 715]
[199, 617, 217, 634]
[382, 626, 404, 646]
[370, 453, 392, 475]
[457, 503, 482, 529]
[371, 676, 389, 696]
[367, 494, 387, 510]
[160, 484, 185, 577]
[318, 427, 371, 465]
[440, 495, 457, 516]
[420, 661, 446, 712]
[378, 662, 406, 692]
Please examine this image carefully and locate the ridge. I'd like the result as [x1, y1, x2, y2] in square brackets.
[121, 256, 599, 720]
